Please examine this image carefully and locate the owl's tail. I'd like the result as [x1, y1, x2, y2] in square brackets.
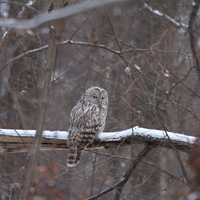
[67, 146, 83, 167]
[67, 132, 96, 167]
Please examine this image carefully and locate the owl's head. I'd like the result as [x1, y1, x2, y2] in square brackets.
[84, 86, 108, 107]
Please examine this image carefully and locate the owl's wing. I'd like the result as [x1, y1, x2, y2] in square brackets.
[69, 101, 92, 129]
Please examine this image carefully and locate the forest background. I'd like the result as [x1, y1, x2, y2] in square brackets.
[0, 0, 199, 199]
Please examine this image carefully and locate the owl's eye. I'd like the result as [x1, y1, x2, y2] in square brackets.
[93, 96, 97, 99]
[102, 97, 104, 99]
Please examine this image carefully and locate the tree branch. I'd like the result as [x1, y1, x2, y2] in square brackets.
[1, 40, 121, 73]
[143, 2, 188, 29]
[114, 145, 152, 200]
[0, 126, 197, 154]
[86, 145, 152, 200]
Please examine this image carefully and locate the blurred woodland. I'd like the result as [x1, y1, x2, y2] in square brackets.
[0, 0, 200, 199]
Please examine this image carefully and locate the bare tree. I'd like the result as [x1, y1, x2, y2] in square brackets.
[0, 0, 200, 199]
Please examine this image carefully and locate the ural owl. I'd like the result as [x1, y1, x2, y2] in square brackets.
[67, 86, 109, 167]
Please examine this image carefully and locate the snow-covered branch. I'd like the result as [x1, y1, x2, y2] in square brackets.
[0, 126, 197, 153]
[0, 0, 128, 29]
[143, 3, 188, 29]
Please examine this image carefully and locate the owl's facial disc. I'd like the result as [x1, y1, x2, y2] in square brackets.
[84, 87, 108, 106]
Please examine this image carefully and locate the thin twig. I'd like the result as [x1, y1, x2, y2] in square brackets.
[107, 12, 123, 54]
[171, 101, 200, 122]
[1, 40, 121, 73]
[0, 0, 39, 13]
[152, 106, 189, 184]
[155, 65, 195, 108]
[87, 145, 152, 200]
[88, 150, 186, 184]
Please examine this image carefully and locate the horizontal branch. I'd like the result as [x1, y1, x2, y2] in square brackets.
[0, 126, 198, 153]
[1, 40, 121, 73]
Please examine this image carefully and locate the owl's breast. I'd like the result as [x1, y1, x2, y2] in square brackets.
[69, 101, 108, 133]
[83, 104, 107, 132]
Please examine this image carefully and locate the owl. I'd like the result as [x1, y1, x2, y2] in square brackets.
[67, 86, 109, 167]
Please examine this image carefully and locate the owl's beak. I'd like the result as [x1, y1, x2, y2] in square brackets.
[97, 101, 102, 106]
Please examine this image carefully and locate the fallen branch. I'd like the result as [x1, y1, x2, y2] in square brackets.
[0, 126, 197, 153]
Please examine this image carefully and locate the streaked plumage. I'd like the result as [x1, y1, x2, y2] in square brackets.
[67, 86, 108, 167]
